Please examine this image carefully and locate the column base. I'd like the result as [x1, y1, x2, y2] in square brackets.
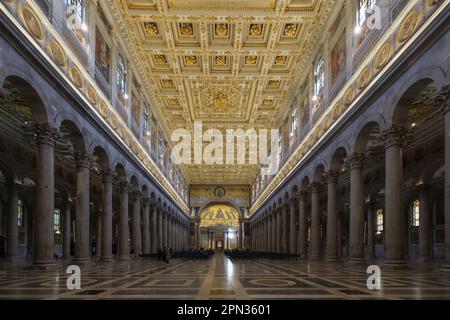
[6, 256, 18, 263]
[117, 255, 130, 261]
[383, 260, 408, 270]
[311, 255, 321, 261]
[416, 256, 433, 263]
[326, 256, 339, 262]
[100, 256, 114, 262]
[0, 271, 6, 276]
[28, 259, 57, 270]
[348, 257, 366, 264]
[440, 264, 450, 273]
[72, 257, 92, 264]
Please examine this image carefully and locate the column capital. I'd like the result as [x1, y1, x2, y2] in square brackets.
[74, 151, 94, 169]
[298, 190, 308, 200]
[289, 195, 298, 203]
[119, 182, 129, 193]
[310, 182, 321, 193]
[434, 84, 450, 114]
[346, 152, 365, 169]
[100, 169, 115, 183]
[325, 170, 339, 184]
[130, 191, 141, 200]
[380, 125, 406, 148]
[142, 197, 151, 206]
[33, 122, 60, 146]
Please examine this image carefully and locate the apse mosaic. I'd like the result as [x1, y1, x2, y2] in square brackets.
[199, 205, 240, 228]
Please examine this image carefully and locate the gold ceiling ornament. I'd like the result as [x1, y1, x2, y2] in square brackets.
[215, 23, 229, 37]
[185, 55, 198, 65]
[215, 56, 227, 65]
[201, 84, 241, 113]
[274, 56, 287, 65]
[357, 67, 372, 90]
[283, 23, 298, 37]
[244, 55, 257, 65]
[267, 80, 280, 89]
[87, 85, 97, 105]
[161, 79, 174, 88]
[69, 66, 84, 89]
[143, 22, 159, 36]
[374, 43, 392, 70]
[49, 41, 66, 68]
[249, 23, 263, 36]
[20, 7, 44, 41]
[179, 22, 194, 36]
[343, 86, 355, 106]
[154, 54, 168, 64]
[262, 99, 274, 107]
[396, 10, 422, 44]
[167, 97, 179, 105]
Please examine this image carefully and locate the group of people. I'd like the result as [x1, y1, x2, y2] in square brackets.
[157, 247, 172, 264]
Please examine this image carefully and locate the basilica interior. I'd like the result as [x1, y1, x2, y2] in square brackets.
[0, 0, 449, 301]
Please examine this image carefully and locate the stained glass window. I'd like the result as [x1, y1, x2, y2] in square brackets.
[17, 199, 24, 227]
[376, 209, 383, 234]
[54, 208, 61, 233]
[411, 199, 420, 227]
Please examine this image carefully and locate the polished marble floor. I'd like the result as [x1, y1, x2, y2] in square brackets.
[0, 254, 449, 300]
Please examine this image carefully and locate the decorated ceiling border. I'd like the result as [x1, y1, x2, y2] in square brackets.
[250, 0, 448, 215]
[1, 0, 189, 214]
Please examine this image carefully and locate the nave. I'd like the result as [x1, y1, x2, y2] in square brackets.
[0, 254, 449, 300]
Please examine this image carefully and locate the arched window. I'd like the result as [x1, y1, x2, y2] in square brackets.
[290, 104, 298, 136]
[356, 0, 377, 28]
[376, 209, 383, 234]
[54, 208, 61, 233]
[411, 199, 420, 227]
[117, 54, 127, 97]
[66, 0, 86, 25]
[313, 56, 324, 99]
[17, 199, 24, 227]
[143, 104, 150, 135]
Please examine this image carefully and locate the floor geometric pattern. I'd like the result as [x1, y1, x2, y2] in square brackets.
[1, 254, 450, 300]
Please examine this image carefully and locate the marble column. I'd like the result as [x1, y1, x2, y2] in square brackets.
[435, 85, 450, 270]
[298, 191, 307, 257]
[100, 170, 114, 261]
[382, 126, 406, 268]
[63, 201, 72, 259]
[33, 123, 58, 267]
[289, 197, 297, 254]
[311, 182, 321, 260]
[162, 212, 167, 248]
[7, 183, 18, 261]
[142, 198, 151, 255]
[157, 208, 163, 249]
[131, 191, 142, 257]
[118, 182, 129, 260]
[276, 207, 282, 253]
[326, 171, 339, 261]
[349, 153, 365, 262]
[73, 152, 91, 263]
[283, 204, 289, 253]
[238, 219, 243, 249]
[272, 213, 277, 252]
[268, 214, 272, 252]
[96, 211, 102, 259]
[418, 185, 432, 261]
[367, 201, 376, 260]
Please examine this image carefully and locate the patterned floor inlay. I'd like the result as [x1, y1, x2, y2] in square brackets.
[0, 254, 449, 300]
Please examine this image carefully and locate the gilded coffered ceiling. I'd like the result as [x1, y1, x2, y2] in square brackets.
[108, 0, 337, 185]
